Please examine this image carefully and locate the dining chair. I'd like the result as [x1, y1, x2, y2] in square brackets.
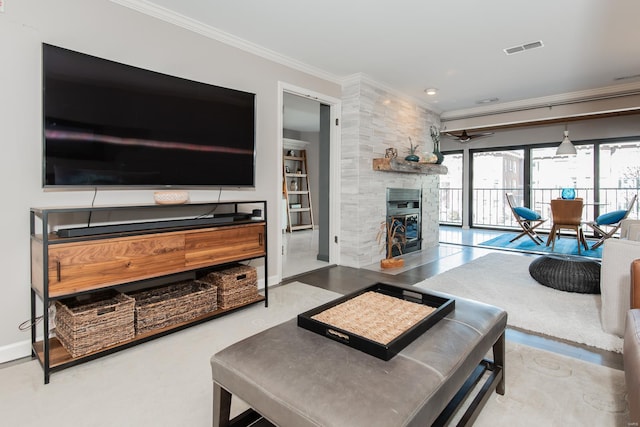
[505, 192, 546, 244]
[585, 194, 638, 250]
[547, 198, 589, 254]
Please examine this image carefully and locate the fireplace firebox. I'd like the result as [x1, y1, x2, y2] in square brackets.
[386, 188, 421, 257]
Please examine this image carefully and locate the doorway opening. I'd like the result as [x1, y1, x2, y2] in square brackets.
[279, 86, 340, 279]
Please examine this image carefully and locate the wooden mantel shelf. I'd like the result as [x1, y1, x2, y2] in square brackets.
[372, 158, 448, 175]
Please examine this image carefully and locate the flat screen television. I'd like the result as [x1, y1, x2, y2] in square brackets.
[42, 44, 256, 188]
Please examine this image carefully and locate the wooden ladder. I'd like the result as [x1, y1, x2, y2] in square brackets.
[283, 149, 314, 232]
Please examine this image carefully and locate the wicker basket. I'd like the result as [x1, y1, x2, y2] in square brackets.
[203, 264, 258, 309]
[126, 280, 218, 335]
[55, 290, 135, 358]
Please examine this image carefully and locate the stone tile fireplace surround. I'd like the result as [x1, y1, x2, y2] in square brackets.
[340, 76, 441, 268]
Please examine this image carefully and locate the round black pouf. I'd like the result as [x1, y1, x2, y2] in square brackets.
[528, 254, 601, 294]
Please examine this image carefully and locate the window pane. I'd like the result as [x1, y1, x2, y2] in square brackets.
[472, 150, 524, 227]
[439, 153, 462, 225]
[599, 141, 640, 219]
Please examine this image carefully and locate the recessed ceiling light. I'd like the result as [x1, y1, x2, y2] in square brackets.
[424, 88, 438, 96]
[476, 97, 500, 104]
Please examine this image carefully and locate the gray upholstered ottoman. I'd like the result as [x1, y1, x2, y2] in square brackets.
[211, 291, 507, 427]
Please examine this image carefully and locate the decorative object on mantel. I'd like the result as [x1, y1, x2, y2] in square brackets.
[376, 218, 406, 269]
[372, 157, 448, 175]
[385, 147, 398, 159]
[153, 190, 190, 205]
[421, 152, 438, 164]
[430, 126, 444, 165]
[404, 137, 420, 162]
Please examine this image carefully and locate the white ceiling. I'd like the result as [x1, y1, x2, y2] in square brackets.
[137, 0, 640, 128]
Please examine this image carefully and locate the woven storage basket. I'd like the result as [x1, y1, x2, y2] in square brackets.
[127, 280, 218, 335]
[55, 290, 135, 358]
[203, 264, 258, 309]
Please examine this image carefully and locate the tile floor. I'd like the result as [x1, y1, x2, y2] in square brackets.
[282, 225, 503, 279]
[281, 229, 330, 278]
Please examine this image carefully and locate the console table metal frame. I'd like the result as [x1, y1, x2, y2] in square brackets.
[30, 200, 268, 384]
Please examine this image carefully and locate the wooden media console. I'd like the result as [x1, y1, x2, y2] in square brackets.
[30, 200, 268, 383]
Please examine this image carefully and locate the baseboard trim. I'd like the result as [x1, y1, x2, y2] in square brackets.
[0, 340, 31, 364]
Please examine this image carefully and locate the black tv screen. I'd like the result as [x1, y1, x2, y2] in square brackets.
[42, 44, 256, 188]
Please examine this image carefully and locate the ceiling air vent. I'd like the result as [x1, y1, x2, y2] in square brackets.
[504, 40, 544, 55]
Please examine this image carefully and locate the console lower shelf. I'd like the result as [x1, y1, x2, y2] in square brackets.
[35, 294, 265, 369]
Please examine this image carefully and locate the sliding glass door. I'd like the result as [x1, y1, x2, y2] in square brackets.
[442, 138, 639, 230]
[471, 149, 524, 228]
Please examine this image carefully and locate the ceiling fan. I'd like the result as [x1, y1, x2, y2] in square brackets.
[443, 130, 494, 143]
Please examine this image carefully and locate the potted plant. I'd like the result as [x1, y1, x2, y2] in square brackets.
[405, 137, 420, 162]
[376, 217, 406, 268]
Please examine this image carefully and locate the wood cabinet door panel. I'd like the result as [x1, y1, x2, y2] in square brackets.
[48, 234, 185, 296]
[185, 224, 265, 268]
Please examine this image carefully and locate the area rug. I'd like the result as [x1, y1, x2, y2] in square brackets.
[0, 281, 628, 426]
[413, 252, 623, 352]
[473, 342, 628, 426]
[479, 233, 603, 259]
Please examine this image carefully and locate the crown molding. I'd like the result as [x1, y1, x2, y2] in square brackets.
[110, 0, 442, 116]
[115, 0, 638, 125]
[441, 81, 640, 121]
[110, 0, 342, 84]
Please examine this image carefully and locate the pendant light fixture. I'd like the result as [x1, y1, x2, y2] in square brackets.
[556, 125, 577, 155]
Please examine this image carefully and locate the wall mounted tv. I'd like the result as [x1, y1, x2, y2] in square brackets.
[42, 44, 256, 188]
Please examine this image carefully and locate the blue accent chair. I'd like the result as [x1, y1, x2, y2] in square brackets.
[506, 192, 547, 244]
[585, 194, 637, 250]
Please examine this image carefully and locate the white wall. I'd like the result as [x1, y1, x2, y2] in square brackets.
[0, 0, 340, 361]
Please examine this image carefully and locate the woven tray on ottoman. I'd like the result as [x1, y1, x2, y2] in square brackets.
[203, 264, 258, 309]
[55, 290, 135, 358]
[126, 280, 218, 335]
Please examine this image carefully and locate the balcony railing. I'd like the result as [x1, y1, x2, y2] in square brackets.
[439, 187, 463, 225]
[439, 187, 639, 231]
